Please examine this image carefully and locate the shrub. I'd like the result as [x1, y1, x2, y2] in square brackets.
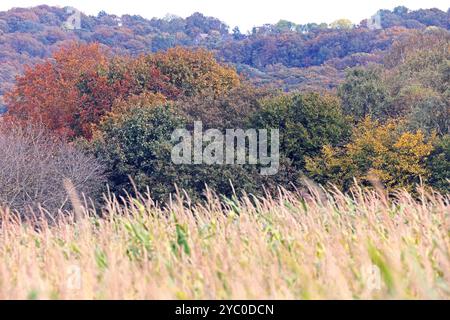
[0, 125, 105, 213]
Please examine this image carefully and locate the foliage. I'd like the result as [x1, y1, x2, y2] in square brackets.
[251, 92, 351, 169]
[306, 118, 435, 191]
[385, 33, 450, 135]
[0, 5, 448, 103]
[339, 30, 449, 135]
[330, 19, 353, 30]
[4, 43, 108, 138]
[427, 135, 450, 192]
[4, 44, 241, 139]
[150, 47, 241, 97]
[88, 105, 188, 201]
[0, 6, 449, 201]
[176, 84, 273, 130]
[88, 104, 263, 201]
[338, 67, 391, 120]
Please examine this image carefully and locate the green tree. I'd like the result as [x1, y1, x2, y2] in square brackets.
[251, 92, 351, 170]
[89, 103, 284, 201]
[89, 105, 188, 201]
[427, 135, 450, 192]
[338, 67, 391, 121]
[177, 84, 272, 130]
[406, 92, 449, 135]
[276, 20, 297, 32]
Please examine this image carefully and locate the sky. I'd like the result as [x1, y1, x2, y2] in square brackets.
[0, 0, 448, 32]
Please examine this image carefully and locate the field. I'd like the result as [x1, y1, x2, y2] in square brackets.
[0, 184, 449, 300]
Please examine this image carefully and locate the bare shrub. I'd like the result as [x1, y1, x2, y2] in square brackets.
[0, 124, 105, 214]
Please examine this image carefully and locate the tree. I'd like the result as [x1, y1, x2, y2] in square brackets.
[306, 118, 435, 191]
[176, 84, 272, 130]
[276, 20, 297, 32]
[89, 105, 187, 200]
[88, 104, 268, 201]
[406, 92, 449, 135]
[393, 6, 409, 17]
[426, 135, 450, 192]
[75, 55, 179, 138]
[383, 32, 449, 134]
[330, 19, 353, 30]
[150, 47, 241, 97]
[5, 43, 179, 139]
[5, 42, 109, 138]
[0, 5, 448, 105]
[338, 67, 391, 121]
[232, 26, 244, 40]
[251, 92, 351, 169]
[0, 124, 105, 213]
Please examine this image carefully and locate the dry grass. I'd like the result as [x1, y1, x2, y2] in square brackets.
[0, 185, 449, 300]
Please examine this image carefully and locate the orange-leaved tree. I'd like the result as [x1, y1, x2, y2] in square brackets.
[151, 47, 241, 97]
[5, 44, 241, 139]
[75, 55, 179, 138]
[5, 42, 108, 138]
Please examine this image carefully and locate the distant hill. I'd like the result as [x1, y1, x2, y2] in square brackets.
[0, 4, 449, 109]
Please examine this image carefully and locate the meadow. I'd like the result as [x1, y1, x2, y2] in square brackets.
[1, 183, 448, 300]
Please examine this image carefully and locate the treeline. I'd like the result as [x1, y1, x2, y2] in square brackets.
[1, 26, 448, 211]
[0, 5, 449, 107]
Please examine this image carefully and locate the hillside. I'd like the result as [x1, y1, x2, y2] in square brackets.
[0, 5, 449, 110]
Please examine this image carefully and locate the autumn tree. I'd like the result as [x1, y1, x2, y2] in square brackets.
[5, 42, 109, 138]
[330, 19, 353, 30]
[385, 36, 450, 135]
[75, 55, 179, 137]
[306, 118, 435, 191]
[150, 47, 241, 97]
[5, 43, 244, 139]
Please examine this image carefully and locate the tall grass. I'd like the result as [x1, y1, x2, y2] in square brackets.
[0, 184, 449, 300]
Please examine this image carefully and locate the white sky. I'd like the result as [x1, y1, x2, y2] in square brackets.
[0, 0, 448, 32]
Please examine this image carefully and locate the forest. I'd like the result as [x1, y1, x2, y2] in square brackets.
[0, 4, 449, 300]
[0, 5, 449, 210]
[0, 5, 449, 103]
